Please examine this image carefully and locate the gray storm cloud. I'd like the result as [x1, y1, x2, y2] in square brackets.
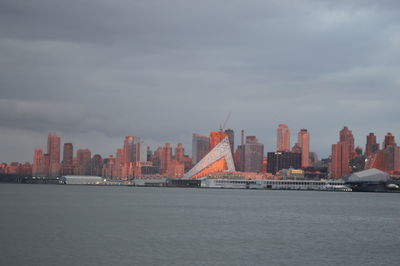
[0, 0, 399, 162]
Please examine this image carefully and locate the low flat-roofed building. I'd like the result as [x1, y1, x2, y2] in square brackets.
[60, 175, 104, 185]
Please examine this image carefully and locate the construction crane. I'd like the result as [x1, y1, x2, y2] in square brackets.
[219, 112, 232, 132]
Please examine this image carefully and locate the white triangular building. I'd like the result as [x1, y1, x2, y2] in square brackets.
[184, 136, 235, 179]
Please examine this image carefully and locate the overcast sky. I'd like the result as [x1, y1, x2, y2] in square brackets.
[1, 0, 400, 163]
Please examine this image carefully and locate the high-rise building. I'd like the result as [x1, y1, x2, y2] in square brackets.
[235, 147, 242, 171]
[277, 124, 290, 152]
[365, 133, 379, 157]
[330, 141, 350, 179]
[192, 133, 210, 164]
[236, 136, 264, 172]
[243, 137, 264, 172]
[91, 154, 103, 176]
[339, 126, 355, 160]
[150, 147, 163, 174]
[383, 132, 396, 149]
[47, 133, 61, 177]
[62, 143, 73, 175]
[175, 143, 184, 162]
[267, 151, 302, 174]
[43, 153, 50, 176]
[224, 129, 235, 160]
[394, 147, 400, 172]
[118, 136, 147, 179]
[123, 136, 136, 165]
[32, 148, 44, 176]
[172, 143, 192, 171]
[366, 134, 399, 174]
[102, 155, 116, 179]
[161, 143, 172, 174]
[298, 129, 310, 168]
[76, 149, 91, 175]
[136, 141, 148, 163]
[114, 149, 123, 178]
[210, 131, 228, 150]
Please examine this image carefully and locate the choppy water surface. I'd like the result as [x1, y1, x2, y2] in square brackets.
[0, 184, 399, 266]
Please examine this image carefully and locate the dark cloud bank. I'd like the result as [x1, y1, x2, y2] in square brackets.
[1, 0, 399, 162]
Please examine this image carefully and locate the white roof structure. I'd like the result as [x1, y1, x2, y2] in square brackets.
[347, 168, 389, 182]
[60, 175, 104, 184]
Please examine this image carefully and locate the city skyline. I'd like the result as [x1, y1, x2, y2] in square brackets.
[2, 125, 400, 164]
[5, 126, 400, 178]
[1, 1, 400, 162]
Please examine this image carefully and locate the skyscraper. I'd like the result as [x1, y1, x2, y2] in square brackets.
[237, 136, 264, 172]
[161, 143, 172, 174]
[365, 133, 379, 157]
[62, 143, 73, 175]
[123, 136, 136, 165]
[298, 129, 310, 168]
[173, 143, 192, 172]
[339, 126, 355, 160]
[91, 154, 103, 176]
[277, 124, 290, 152]
[243, 136, 264, 172]
[224, 129, 235, 160]
[192, 133, 210, 164]
[119, 136, 147, 179]
[32, 148, 44, 176]
[136, 141, 148, 163]
[383, 132, 396, 149]
[115, 149, 123, 178]
[47, 133, 61, 177]
[175, 143, 184, 162]
[77, 149, 91, 175]
[102, 155, 116, 179]
[330, 141, 350, 179]
[43, 153, 50, 176]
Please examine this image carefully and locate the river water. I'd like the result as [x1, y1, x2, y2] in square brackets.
[0, 184, 399, 266]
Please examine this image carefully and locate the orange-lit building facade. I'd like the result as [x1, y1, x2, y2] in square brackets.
[185, 137, 235, 179]
[210, 131, 228, 150]
[32, 148, 44, 176]
[383, 132, 396, 149]
[339, 126, 356, 160]
[191, 157, 228, 179]
[166, 160, 185, 178]
[365, 133, 379, 157]
[330, 141, 350, 179]
[365, 133, 400, 174]
[298, 129, 310, 168]
[47, 133, 61, 177]
[62, 143, 74, 175]
[277, 124, 290, 152]
[0, 162, 32, 176]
